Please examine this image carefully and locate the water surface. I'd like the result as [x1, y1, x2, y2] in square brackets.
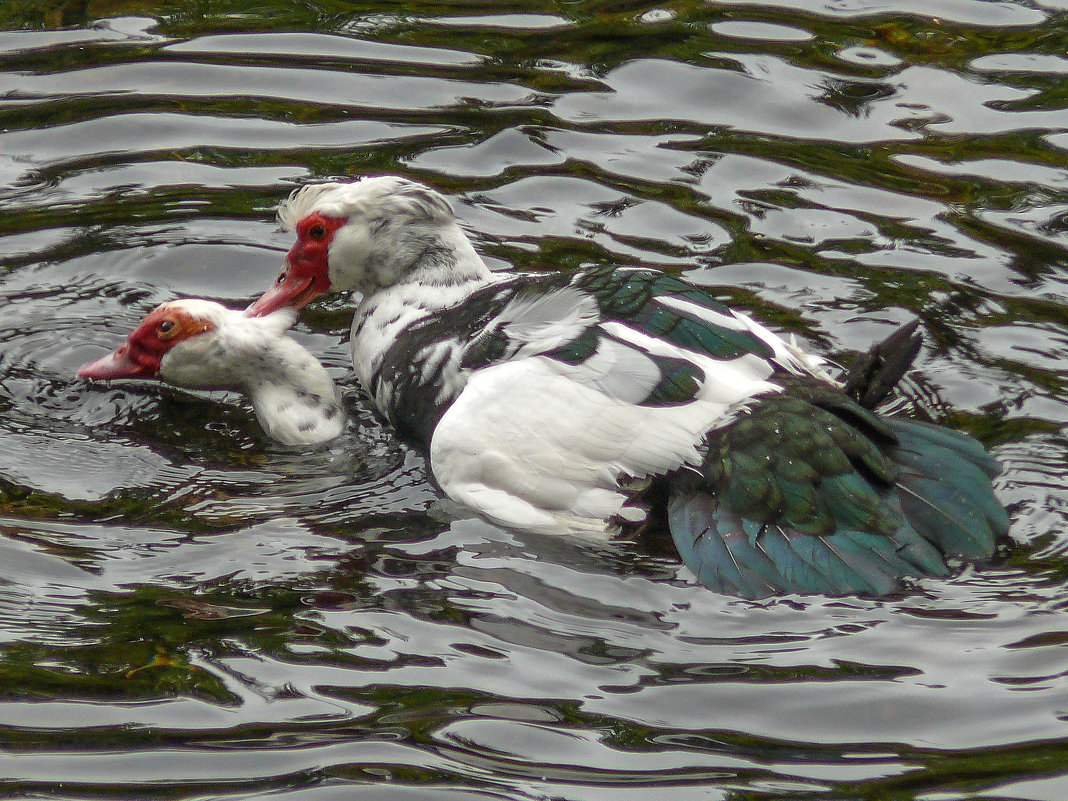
[1, 2, 1068, 799]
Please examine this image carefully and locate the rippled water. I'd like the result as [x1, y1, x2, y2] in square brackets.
[2, 2, 1068, 799]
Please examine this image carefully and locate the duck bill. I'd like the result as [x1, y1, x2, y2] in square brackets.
[78, 347, 155, 380]
[247, 273, 322, 317]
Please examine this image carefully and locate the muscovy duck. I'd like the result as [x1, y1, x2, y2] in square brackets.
[247, 176, 1009, 598]
[79, 299, 343, 446]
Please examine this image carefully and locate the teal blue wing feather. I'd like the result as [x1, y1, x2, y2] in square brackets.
[757, 527, 844, 595]
[888, 418, 1008, 558]
[667, 382, 1007, 598]
[667, 495, 782, 597]
[668, 497, 933, 597]
[890, 417, 1002, 478]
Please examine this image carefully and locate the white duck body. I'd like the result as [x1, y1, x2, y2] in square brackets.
[80, 299, 343, 447]
[423, 300, 815, 534]
[280, 179, 826, 534]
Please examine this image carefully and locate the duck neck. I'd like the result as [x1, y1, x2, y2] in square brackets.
[405, 223, 494, 295]
[243, 338, 344, 446]
[350, 223, 496, 395]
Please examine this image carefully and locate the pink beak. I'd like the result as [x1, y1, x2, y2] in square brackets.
[78, 346, 155, 380]
[247, 272, 319, 318]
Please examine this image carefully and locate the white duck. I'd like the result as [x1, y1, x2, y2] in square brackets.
[79, 299, 343, 446]
[241, 176, 1009, 598]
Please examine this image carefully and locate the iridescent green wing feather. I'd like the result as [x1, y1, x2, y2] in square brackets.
[668, 380, 1007, 598]
[572, 265, 777, 361]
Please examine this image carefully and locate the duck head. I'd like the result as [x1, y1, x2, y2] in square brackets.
[247, 176, 488, 317]
[79, 299, 225, 386]
[79, 300, 342, 446]
[79, 299, 296, 391]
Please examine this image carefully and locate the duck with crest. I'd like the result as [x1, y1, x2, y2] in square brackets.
[232, 175, 1008, 598]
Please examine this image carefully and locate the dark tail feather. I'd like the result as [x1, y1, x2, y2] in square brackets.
[842, 322, 1007, 560]
[844, 319, 923, 409]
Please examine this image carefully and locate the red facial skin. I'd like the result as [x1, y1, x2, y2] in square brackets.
[78, 306, 214, 381]
[247, 213, 345, 317]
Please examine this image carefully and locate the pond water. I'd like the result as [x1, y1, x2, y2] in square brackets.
[2, 1, 1068, 799]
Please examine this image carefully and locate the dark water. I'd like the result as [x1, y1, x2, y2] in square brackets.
[2, 2, 1068, 799]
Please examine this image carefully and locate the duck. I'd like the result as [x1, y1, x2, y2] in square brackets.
[78, 299, 344, 446]
[243, 175, 1009, 598]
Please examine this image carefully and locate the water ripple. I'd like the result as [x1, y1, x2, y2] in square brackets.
[0, 4, 1066, 801]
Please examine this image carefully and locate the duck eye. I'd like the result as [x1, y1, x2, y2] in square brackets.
[276, 269, 288, 285]
[308, 223, 326, 241]
[158, 320, 175, 335]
